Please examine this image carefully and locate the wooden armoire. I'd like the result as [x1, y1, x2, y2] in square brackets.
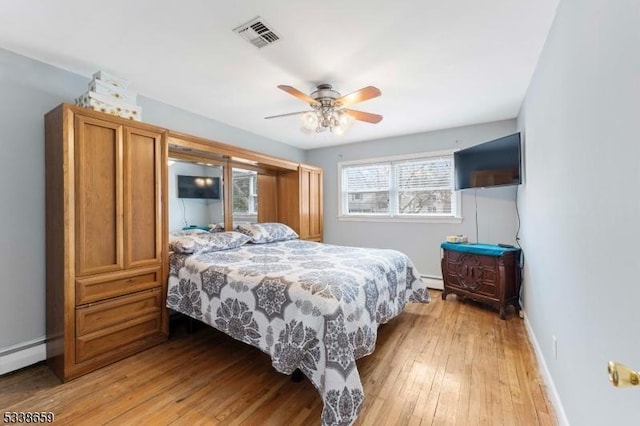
[45, 104, 168, 382]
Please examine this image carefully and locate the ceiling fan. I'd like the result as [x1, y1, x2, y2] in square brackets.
[265, 84, 383, 135]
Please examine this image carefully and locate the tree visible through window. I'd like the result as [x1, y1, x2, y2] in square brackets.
[340, 153, 457, 218]
[233, 169, 257, 215]
[396, 157, 453, 215]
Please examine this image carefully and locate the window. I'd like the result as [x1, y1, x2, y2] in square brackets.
[343, 163, 390, 214]
[339, 151, 461, 222]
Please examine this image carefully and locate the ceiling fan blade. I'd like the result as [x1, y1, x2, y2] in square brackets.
[264, 110, 309, 119]
[277, 85, 318, 105]
[335, 86, 381, 107]
[344, 109, 383, 124]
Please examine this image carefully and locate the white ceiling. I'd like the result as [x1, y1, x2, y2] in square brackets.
[0, 0, 559, 150]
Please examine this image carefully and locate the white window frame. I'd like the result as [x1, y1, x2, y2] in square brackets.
[337, 150, 462, 223]
[232, 170, 258, 216]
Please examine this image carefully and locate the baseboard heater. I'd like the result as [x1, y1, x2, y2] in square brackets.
[0, 337, 46, 375]
[421, 274, 444, 290]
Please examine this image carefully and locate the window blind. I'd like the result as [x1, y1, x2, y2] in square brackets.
[344, 163, 390, 192]
[396, 156, 453, 191]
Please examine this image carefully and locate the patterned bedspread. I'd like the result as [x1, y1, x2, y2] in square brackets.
[167, 239, 430, 425]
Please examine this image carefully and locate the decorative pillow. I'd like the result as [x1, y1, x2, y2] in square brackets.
[235, 222, 299, 244]
[169, 228, 210, 237]
[169, 231, 251, 254]
[208, 223, 225, 233]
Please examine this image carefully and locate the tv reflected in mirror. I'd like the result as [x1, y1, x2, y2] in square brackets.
[177, 175, 221, 199]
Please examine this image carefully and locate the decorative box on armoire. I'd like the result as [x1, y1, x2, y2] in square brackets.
[440, 242, 521, 319]
[45, 103, 169, 381]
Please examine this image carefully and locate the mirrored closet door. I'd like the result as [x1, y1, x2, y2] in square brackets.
[168, 158, 225, 232]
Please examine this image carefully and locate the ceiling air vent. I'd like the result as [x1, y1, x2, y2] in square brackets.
[233, 17, 282, 49]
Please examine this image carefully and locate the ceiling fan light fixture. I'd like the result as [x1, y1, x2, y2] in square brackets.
[300, 109, 356, 135]
[268, 84, 383, 136]
[301, 111, 319, 130]
[336, 110, 355, 130]
[330, 111, 349, 135]
[332, 124, 347, 135]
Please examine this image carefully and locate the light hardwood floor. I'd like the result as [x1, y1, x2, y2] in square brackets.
[1, 290, 555, 425]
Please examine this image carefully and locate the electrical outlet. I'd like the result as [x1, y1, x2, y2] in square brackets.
[552, 335, 558, 360]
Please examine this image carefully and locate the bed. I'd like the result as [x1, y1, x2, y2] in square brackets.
[166, 224, 430, 425]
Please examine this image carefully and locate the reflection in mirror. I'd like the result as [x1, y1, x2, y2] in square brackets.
[232, 168, 258, 227]
[168, 158, 225, 232]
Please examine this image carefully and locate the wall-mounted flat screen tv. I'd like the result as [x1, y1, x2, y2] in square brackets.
[177, 175, 221, 199]
[454, 132, 522, 190]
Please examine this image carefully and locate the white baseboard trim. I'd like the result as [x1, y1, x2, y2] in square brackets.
[421, 275, 443, 290]
[0, 337, 46, 376]
[522, 312, 570, 426]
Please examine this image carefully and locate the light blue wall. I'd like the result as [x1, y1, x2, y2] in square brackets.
[138, 98, 304, 163]
[0, 48, 86, 351]
[0, 47, 304, 351]
[517, 0, 639, 424]
[306, 120, 519, 278]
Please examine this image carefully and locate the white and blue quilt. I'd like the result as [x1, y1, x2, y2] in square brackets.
[167, 239, 430, 425]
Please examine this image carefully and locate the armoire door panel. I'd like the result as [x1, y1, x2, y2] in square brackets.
[257, 174, 277, 222]
[309, 170, 322, 239]
[275, 170, 300, 232]
[299, 170, 310, 238]
[74, 115, 124, 277]
[124, 128, 162, 268]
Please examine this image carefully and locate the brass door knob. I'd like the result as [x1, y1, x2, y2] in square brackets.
[608, 361, 640, 387]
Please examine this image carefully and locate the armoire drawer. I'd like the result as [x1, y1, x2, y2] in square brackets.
[76, 288, 162, 336]
[75, 266, 161, 305]
[75, 289, 162, 363]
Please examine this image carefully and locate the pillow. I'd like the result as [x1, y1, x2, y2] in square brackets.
[208, 223, 225, 233]
[169, 231, 251, 254]
[235, 222, 299, 244]
[169, 228, 210, 237]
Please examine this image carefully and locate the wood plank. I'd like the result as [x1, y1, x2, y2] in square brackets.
[2, 292, 557, 425]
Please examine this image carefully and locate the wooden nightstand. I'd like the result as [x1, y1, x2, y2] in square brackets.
[440, 243, 521, 319]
